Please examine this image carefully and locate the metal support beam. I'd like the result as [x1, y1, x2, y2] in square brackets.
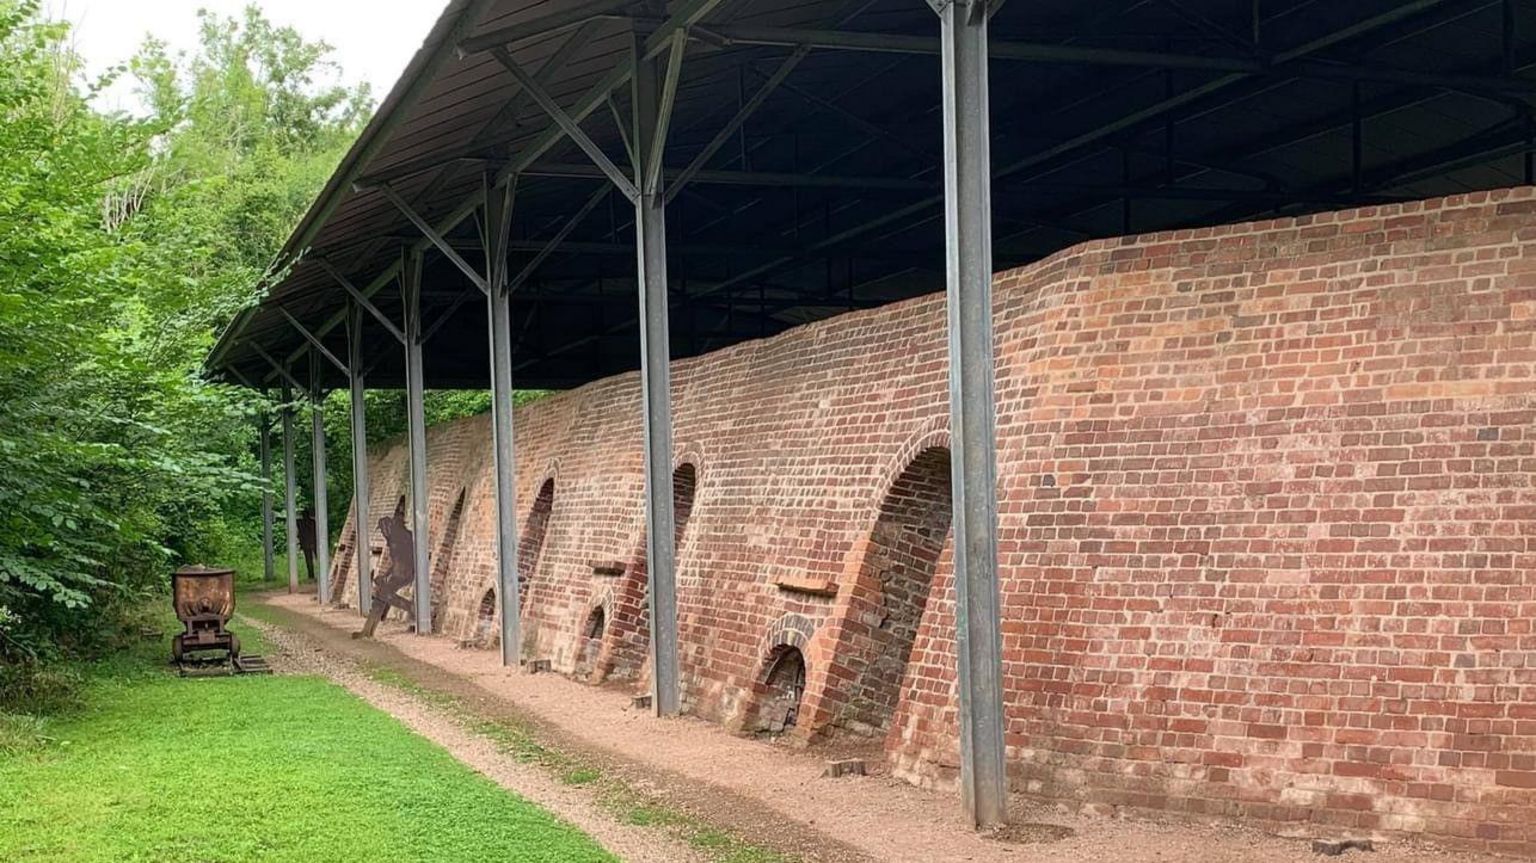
[526, 162, 935, 191]
[347, 302, 373, 617]
[259, 413, 276, 583]
[251, 344, 309, 393]
[322, 261, 406, 346]
[484, 174, 522, 666]
[633, 31, 681, 718]
[937, 0, 1007, 830]
[699, 20, 1536, 94]
[378, 184, 490, 294]
[509, 184, 611, 292]
[309, 360, 331, 606]
[1155, 0, 1256, 54]
[280, 308, 350, 376]
[421, 291, 478, 345]
[493, 47, 640, 202]
[281, 388, 300, 595]
[402, 251, 434, 633]
[645, 32, 688, 196]
[457, 0, 632, 54]
[608, 95, 637, 169]
[666, 46, 810, 203]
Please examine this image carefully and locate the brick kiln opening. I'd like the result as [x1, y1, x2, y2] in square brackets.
[672, 463, 696, 540]
[753, 645, 807, 735]
[606, 461, 700, 682]
[835, 446, 952, 737]
[428, 489, 467, 630]
[575, 605, 606, 680]
[518, 479, 555, 606]
[474, 587, 497, 646]
[331, 521, 356, 600]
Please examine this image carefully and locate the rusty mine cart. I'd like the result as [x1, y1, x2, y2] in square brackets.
[171, 564, 270, 677]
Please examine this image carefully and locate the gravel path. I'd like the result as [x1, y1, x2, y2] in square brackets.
[241, 612, 709, 863]
[256, 594, 1512, 863]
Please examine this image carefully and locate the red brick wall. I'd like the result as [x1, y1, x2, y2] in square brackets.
[329, 189, 1536, 852]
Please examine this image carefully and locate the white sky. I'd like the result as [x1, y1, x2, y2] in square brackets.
[51, 0, 448, 113]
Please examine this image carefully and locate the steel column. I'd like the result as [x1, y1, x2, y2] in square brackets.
[347, 303, 373, 617]
[633, 32, 681, 717]
[281, 387, 300, 595]
[309, 362, 331, 605]
[937, 0, 1008, 829]
[259, 413, 276, 582]
[402, 251, 434, 633]
[485, 176, 522, 666]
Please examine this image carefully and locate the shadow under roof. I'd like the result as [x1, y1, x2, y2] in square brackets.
[207, 0, 1536, 392]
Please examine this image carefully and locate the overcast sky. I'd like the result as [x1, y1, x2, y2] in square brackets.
[51, 0, 447, 113]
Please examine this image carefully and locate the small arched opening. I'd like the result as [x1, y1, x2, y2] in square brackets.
[474, 587, 498, 647]
[518, 478, 556, 608]
[672, 462, 697, 546]
[575, 605, 607, 680]
[752, 645, 808, 735]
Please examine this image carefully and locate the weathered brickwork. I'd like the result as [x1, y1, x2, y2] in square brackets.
[329, 189, 1536, 852]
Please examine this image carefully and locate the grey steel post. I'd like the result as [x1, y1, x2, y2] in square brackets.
[258, 412, 276, 582]
[281, 385, 300, 595]
[633, 32, 681, 716]
[484, 175, 522, 666]
[937, 0, 1008, 829]
[309, 360, 331, 605]
[402, 251, 433, 633]
[347, 302, 373, 617]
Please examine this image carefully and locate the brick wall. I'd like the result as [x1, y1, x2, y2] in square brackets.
[329, 189, 1536, 852]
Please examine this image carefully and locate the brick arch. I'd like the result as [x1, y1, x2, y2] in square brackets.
[879, 422, 951, 500]
[428, 487, 468, 630]
[572, 587, 615, 682]
[471, 584, 498, 648]
[603, 457, 705, 684]
[799, 439, 954, 742]
[672, 440, 707, 478]
[517, 476, 556, 613]
[743, 613, 819, 734]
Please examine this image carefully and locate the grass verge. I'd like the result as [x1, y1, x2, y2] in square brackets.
[353, 658, 795, 863]
[0, 606, 615, 863]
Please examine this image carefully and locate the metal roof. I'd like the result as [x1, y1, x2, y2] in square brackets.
[208, 0, 1536, 391]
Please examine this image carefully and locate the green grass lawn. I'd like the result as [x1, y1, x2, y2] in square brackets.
[0, 617, 615, 862]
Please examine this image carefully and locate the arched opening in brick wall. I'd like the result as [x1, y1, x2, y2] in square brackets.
[474, 587, 497, 647]
[672, 463, 696, 544]
[331, 518, 356, 601]
[575, 605, 607, 680]
[833, 446, 952, 738]
[517, 478, 555, 609]
[751, 645, 807, 735]
[607, 462, 700, 682]
[428, 488, 467, 630]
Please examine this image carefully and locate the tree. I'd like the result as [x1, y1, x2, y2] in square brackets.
[0, 0, 369, 684]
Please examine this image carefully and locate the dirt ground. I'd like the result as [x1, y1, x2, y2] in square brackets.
[252, 592, 1512, 863]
